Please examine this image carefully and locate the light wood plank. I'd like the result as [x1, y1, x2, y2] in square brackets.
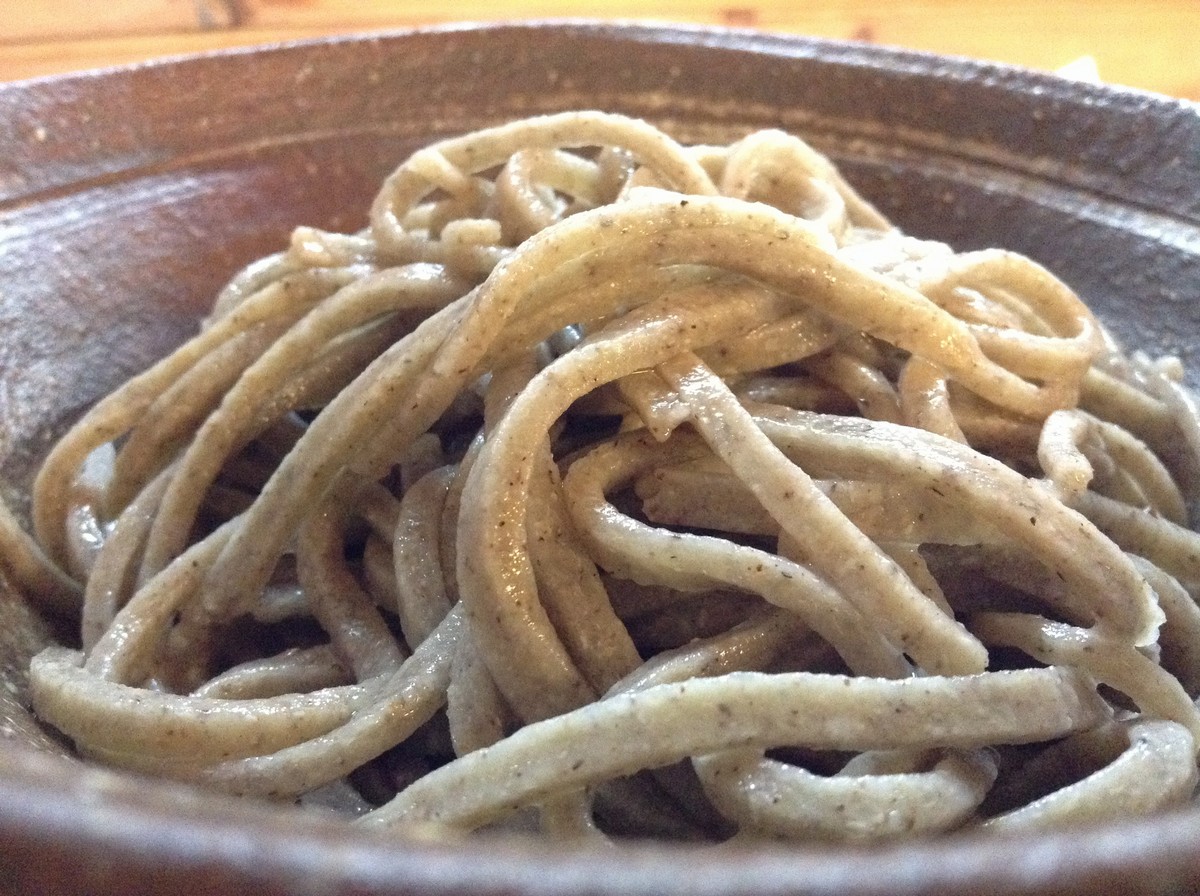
[0, 0, 198, 39]
[0, 1, 1196, 99]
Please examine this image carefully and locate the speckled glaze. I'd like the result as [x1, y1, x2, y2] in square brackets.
[1, 21, 1199, 896]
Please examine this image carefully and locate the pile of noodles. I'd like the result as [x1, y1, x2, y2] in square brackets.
[4, 110, 1200, 843]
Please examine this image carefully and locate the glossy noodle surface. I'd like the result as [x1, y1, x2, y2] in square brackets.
[4, 111, 1200, 843]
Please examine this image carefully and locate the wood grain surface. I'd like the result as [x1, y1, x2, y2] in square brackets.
[2, 0, 1198, 100]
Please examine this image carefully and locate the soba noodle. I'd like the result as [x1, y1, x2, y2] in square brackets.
[4, 110, 1200, 842]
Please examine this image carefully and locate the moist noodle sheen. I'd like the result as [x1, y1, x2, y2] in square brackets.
[6, 110, 1200, 842]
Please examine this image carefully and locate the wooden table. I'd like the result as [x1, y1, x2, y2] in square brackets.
[2, 0, 1198, 101]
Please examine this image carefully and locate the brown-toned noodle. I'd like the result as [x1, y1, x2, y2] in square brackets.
[3, 111, 1200, 842]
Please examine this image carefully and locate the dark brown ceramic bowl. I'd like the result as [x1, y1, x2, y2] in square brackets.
[1, 21, 1199, 896]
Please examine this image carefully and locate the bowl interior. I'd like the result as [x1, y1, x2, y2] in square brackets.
[2, 21, 1199, 896]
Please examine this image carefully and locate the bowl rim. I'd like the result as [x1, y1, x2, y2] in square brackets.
[2, 19, 1199, 896]
[2, 20, 1196, 224]
[3, 15, 1195, 103]
[5, 728, 1200, 895]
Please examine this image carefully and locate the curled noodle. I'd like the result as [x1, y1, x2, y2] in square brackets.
[4, 110, 1200, 843]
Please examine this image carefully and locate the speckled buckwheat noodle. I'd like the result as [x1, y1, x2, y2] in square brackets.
[4, 111, 1200, 842]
